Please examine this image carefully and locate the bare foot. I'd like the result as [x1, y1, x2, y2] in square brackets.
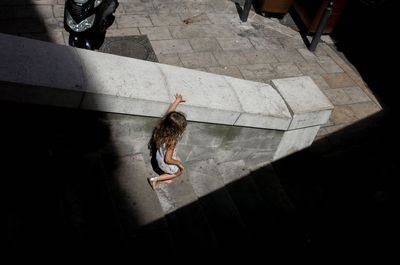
[148, 177, 157, 190]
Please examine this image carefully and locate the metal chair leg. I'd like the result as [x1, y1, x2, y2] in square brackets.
[240, 0, 253, 22]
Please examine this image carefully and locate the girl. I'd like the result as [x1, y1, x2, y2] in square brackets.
[148, 94, 187, 190]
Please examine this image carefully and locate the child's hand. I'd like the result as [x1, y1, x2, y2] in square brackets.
[177, 162, 184, 171]
[174, 93, 185, 103]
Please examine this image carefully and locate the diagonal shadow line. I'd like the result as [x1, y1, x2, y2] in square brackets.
[110, 109, 397, 259]
[3, 1, 122, 258]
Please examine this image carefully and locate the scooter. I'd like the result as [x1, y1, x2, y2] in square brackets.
[64, 0, 119, 50]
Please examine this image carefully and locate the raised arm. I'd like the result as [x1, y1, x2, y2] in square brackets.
[167, 93, 186, 113]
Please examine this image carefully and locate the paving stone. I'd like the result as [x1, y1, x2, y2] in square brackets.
[185, 145, 218, 162]
[139, 26, 171, 40]
[323, 88, 353, 105]
[261, 27, 291, 39]
[150, 13, 182, 26]
[278, 36, 306, 49]
[185, 160, 226, 197]
[155, 170, 198, 214]
[219, 161, 273, 245]
[329, 105, 360, 124]
[178, 51, 218, 68]
[169, 24, 209, 39]
[117, 14, 153, 28]
[273, 49, 306, 63]
[323, 122, 349, 134]
[205, 66, 244, 79]
[322, 73, 357, 88]
[201, 24, 238, 38]
[249, 36, 283, 50]
[320, 43, 363, 82]
[111, 154, 165, 226]
[188, 38, 221, 52]
[296, 61, 325, 75]
[123, 1, 156, 14]
[47, 30, 66, 45]
[106, 27, 141, 37]
[212, 50, 249, 66]
[324, 86, 371, 105]
[348, 101, 381, 120]
[241, 49, 278, 64]
[177, 1, 215, 14]
[186, 162, 251, 248]
[217, 160, 250, 185]
[238, 64, 275, 81]
[237, 27, 265, 39]
[152, 0, 181, 14]
[344, 86, 372, 103]
[52, 5, 64, 18]
[42, 17, 63, 32]
[271, 62, 302, 78]
[217, 37, 254, 50]
[318, 57, 344, 73]
[312, 45, 330, 59]
[310, 74, 330, 90]
[297, 48, 318, 62]
[180, 13, 211, 25]
[150, 39, 192, 54]
[206, 13, 242, 25]
[245, 150, 275, 170]
[156, 53, 184, 67]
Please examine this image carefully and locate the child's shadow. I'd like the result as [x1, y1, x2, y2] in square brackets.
[148, 136, 163, 176]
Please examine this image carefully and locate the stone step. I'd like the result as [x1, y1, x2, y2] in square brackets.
[153, 167, 218, 250]
[216, 160, 279, 249]
[248, 163, 304, 249]
[185, 159, 251, 249]
[105, 154, 174, 252]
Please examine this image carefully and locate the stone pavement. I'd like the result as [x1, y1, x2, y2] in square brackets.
[0, 0, 382, 140]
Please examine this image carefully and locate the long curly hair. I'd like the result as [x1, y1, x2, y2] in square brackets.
[152, 111, 187, 150]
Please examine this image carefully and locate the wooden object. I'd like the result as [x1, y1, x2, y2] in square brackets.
[293, 0, 348, 34]
[258, 0, 294, 14]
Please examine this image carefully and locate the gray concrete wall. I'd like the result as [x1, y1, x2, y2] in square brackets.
[0, 33, 334, 166]
[103, 113, 283, 171]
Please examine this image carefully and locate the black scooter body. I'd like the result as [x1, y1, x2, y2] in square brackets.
[64, 0, 119, 50]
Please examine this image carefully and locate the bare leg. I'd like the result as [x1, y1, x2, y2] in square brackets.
[149, 169, 182, 190]
[156, 168, 182, 181]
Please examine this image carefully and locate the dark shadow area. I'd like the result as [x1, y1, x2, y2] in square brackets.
[0, 0, 52, 42]
[3, 101, 125, 258]
[272, 110, 398, 258]
[131, 110, 397, 260]
[6, 102, 395, 260]
[331, 0, 398, 112]
[2, 1, 123, 259]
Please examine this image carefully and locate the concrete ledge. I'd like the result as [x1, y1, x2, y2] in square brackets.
[0, 33, 334, 163]
[0, 33, 330, 131]
[272, 76, 334, 130]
